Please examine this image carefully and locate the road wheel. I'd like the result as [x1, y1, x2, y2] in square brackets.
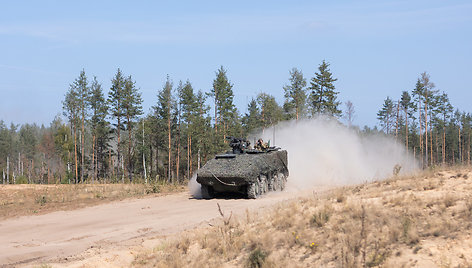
[260, 175, 268, 194]
[279, 173, 286, 191]
[201, 185, 215, 199]
[276, 173, 284, 191]
[268, 173, 276, 191]
[247, 182, 258, 199]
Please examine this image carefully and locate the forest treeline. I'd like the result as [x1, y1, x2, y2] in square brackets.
[376, 72, 471, 168]
[0, 61, 470, 184]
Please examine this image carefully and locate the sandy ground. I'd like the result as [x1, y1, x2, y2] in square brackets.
[0, 183, 183, 220]
[0, 186, 316, 267]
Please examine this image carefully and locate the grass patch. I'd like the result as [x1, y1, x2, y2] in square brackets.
[131, 167, 472, 267]
[0, 182, 186, 219]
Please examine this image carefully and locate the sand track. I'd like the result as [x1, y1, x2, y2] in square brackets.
[0, 189, 304, 267]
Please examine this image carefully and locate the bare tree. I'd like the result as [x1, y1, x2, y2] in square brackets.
[344, 100, 355, 127]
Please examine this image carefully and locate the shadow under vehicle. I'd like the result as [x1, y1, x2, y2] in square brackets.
[196, 137, 289, 199]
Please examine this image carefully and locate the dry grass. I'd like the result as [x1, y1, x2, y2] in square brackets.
[0, 182, 185, 220]
[133, 167, 472, 267]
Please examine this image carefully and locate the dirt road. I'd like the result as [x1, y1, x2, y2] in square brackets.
[0, 188, 311, 267]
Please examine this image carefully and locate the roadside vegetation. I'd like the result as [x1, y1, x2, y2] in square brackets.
[133, 167, 472, 267]
[0, 181, 184, 220]
[2, 62, 470, 188]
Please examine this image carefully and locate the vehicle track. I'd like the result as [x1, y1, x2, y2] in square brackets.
[0, 187, 314, 267]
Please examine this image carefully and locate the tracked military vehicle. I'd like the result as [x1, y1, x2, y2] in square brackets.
[196, 137, 289, 199]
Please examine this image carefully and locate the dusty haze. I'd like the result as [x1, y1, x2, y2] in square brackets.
[252, 117, 418, 189]
[190, 117, 418, 196]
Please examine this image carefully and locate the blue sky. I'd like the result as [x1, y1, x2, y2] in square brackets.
[0, 0, 471, 127]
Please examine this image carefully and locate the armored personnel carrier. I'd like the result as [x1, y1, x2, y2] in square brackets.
[196, 137, 289, 199]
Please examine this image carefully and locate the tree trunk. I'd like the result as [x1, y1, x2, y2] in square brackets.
[435, 132, 439, 166]
[424, 100, 428, 167]
[127, 115, 132, 182]
[149, 144, 153, 179]
[7, 156, 9, 184]
[395, 101, 399, 139]
[405, 107, 409, 154]
[223, 122, 227, 141]
[430, 127, 433, 165]
[168, 114, 171, 183]
[187, 134, 190, 180]
[143, 120, 147, 183]
[443, 125, 446, 165]
[467, 130, 470, 166]
[418, 101, 423, 168]
[198, 147, 201, 169]
[74, 126, 78, 183]
[177, 117, 181, 182]
[96, 141, 99, 182]
[81, 115, 85, 183]
[459, 127, 462, 164]
[189, 135, 192, 177]
[28, 159, 31, 183]
[108, 148, 112, 179]
[176, 142, 180, 182]
[122, 156, 126, 182]
[214, 98, 218, 133]
[156, 147, 159, 181]
[117, 116, 121, 183]
[92, 135, 95, 183]
[47, 163, 50, 184]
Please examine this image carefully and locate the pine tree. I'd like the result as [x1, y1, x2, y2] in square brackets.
[108, 69, 126, 181]
[179, 80, 198, 179]
[154, 76, 174, 182]
[412, 79, 425, 166]
[122, 75, 143, 182]
[89, 76, 110, 180]
[377, 97, 395, 134]
[257, 93, 283, 130]
[436, 92, 453, 164]
[38, 129, 55, 183]
[417, 72, 438, 166]
[283, 68, 307, 120]
[400, 91, 415, 153]
[242, 98, 262, 135]
[308, 60, 341, 117]
[175, 81, 184, 182]
[18, 124, 37, 183]
[193, 91, 212, 169]
[210, 66, 235, 139]
[70, 70, 91, 183]
[53, 122, 73, 182]
[63, 84, 80, 183]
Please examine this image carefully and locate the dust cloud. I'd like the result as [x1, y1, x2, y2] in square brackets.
[189, 117, 418, 196]
[188, 174, 202, 198]
[251, 117, 418, 189]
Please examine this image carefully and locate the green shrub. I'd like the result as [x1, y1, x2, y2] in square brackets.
[15, 175, 28, 184]
[36, 195, 47, 206]
[247, 248, 267, 268]
[312, 209, 331, 227]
